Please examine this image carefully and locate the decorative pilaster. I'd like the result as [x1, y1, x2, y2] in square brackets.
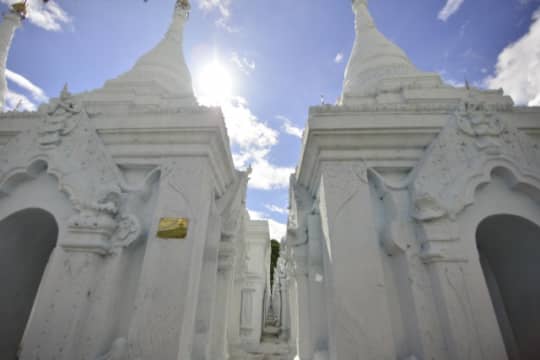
[209, 240, 237, 360]
[126, 159, 214, 359]
[317, 161, 397, 359]
[416, 217, 491, 360]
[292, 251, 314, 360]
[306, 212, 330, 354]
[278, 266, 290, 341]
[192, 198, 221, 360]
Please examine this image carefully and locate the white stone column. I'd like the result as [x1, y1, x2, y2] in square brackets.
[126, 159, 215, 359]
[19, 249, 109, 359]
[418, 218, 507, 360]
[293, 249, 314, 360]
[210, 241, 236, 360]
[279, 270, 290, 340]
[20, 209, 133, 359]
[237, 220, 269, 346]
[0, 10, 21, 110]
[317, 162, 397, 360]
[192, 200, 221, 360]
[307, 213, 330, 354]
[272, 275, 282, 326]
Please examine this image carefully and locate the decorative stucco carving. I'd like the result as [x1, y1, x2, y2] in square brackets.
[416, 218, 464, 264]
[411, 93, 540, 221]
[161, 159, 207, 217]
[320, 161, 368, 224]
[310, 95, 513, 115]
[218, 244, 236, 272]
[39, 84, 82, 148]
[218, 168, 250, 239]
[113, 214, 142, 248]
[0, 86, 142, 255]
[380, 221, 408, 256]
[455, 96, 505, 152]
[287, 175, 313, 246]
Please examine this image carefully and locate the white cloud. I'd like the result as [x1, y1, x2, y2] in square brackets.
[437, 0, 465, 21]
[248, 158, 294, 190]
[267, 219, 287, 241]
[334, 52, 344, 64]
[276, 115, 303, 139]
[265, 204, 288, 215]
[231, 52, 255, 75]
[222, 97, 278, 150]
[485, 8, 540, 106]
[216, 17, 239, 33]
[4, 90, 36, 111]
[196, 91, 293, 190]
[198, 0, 238, 32]
[1, 0, 71, 31]
[248, 209, 266, 220]
[5, 69, 48, 102]
[248, 209, 287, 241]
[199, 0, 231, 18]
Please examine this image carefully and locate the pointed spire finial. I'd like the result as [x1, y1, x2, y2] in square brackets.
[341, 0, 441, 104]
[92, 0, 196, 106]
[177, 0, 190, 10]
[10, 2, 27, 19]
[60, 83, 71, 99]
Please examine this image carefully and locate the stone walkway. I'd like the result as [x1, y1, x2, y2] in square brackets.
[230, 325, 293, 360]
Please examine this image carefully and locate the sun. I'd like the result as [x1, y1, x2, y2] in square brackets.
[195, 60, 233, 106]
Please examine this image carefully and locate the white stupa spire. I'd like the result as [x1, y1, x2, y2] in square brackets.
[341, 0, 441, 104]
[97, 0, 196, 106]
[0, 4, 24, 110]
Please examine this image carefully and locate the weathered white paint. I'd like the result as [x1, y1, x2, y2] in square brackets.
[284, 1, 540, 360]
[0, 1, 271, 359]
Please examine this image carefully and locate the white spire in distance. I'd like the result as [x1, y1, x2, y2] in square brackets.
[341, 0, 441, 103]
[0, 5, 23, 110]
[99, 0, 196, 105]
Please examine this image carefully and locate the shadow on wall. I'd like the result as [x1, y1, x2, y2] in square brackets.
[0, 208, 58, 359]
[477, 214, 540, 360]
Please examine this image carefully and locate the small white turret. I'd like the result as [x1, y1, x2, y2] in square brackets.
[341, 0, 441, 104]
[92, 0, 197, 107]
[0, 4, 24, 110]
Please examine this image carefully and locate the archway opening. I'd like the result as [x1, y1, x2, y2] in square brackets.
[477, 214, 540, 360]
[0, 208, 58, 359]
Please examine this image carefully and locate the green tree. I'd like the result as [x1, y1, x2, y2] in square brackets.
[269, 239, 280, 288]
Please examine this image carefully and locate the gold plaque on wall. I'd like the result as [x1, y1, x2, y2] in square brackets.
[157, 218, 189, 239]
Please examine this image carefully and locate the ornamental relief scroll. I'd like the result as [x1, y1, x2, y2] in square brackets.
[411, 93, 540, 221]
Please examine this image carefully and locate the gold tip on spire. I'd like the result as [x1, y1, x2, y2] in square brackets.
[11, 2, 27, 19]
[177, 0, 190, 10]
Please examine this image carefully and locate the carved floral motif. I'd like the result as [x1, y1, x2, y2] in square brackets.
[411, 93, 540, 221]
[38, 85, 82, 148]
[0, 86, 144, 255]
[455, 96, 505, 153]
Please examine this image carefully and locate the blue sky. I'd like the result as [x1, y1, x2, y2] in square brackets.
[2, 0, 540, 240]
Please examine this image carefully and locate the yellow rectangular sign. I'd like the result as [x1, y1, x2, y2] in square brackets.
[157, 217, 189, 239]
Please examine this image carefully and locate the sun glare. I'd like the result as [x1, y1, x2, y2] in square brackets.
[195, 60, 233, 106]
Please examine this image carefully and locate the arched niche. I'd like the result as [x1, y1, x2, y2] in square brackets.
[0, 208, 58, 359]
[477, 214, 540, 360]
[414, 166, 540, 359]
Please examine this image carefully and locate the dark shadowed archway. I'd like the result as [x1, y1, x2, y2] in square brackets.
[0, 208, 58, 359]
[477, 214, 540, 360]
